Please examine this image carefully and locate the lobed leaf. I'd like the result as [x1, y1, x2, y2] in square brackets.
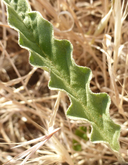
[3, 0, 121, 152]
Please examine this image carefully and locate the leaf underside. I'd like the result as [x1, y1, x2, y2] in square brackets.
[3, 0, 121, 152]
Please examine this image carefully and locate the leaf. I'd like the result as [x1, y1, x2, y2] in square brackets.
[72, 139, 82, 151]
[72, 126, 88, 151]
[74, 126, 88, 141]
[3, 0, 121, 152]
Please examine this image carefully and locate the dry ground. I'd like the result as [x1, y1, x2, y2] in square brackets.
[0, 0, 128, 164]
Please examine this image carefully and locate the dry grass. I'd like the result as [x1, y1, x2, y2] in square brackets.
[0, 0, 128, 164]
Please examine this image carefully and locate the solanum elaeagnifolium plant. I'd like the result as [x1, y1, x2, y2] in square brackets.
[3, 0, 122, 160]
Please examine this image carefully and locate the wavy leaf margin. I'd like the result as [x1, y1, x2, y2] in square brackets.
[3, 0, 121, 152]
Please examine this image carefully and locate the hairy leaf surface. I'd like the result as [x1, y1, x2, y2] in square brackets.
[3, 0, 121, 151]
